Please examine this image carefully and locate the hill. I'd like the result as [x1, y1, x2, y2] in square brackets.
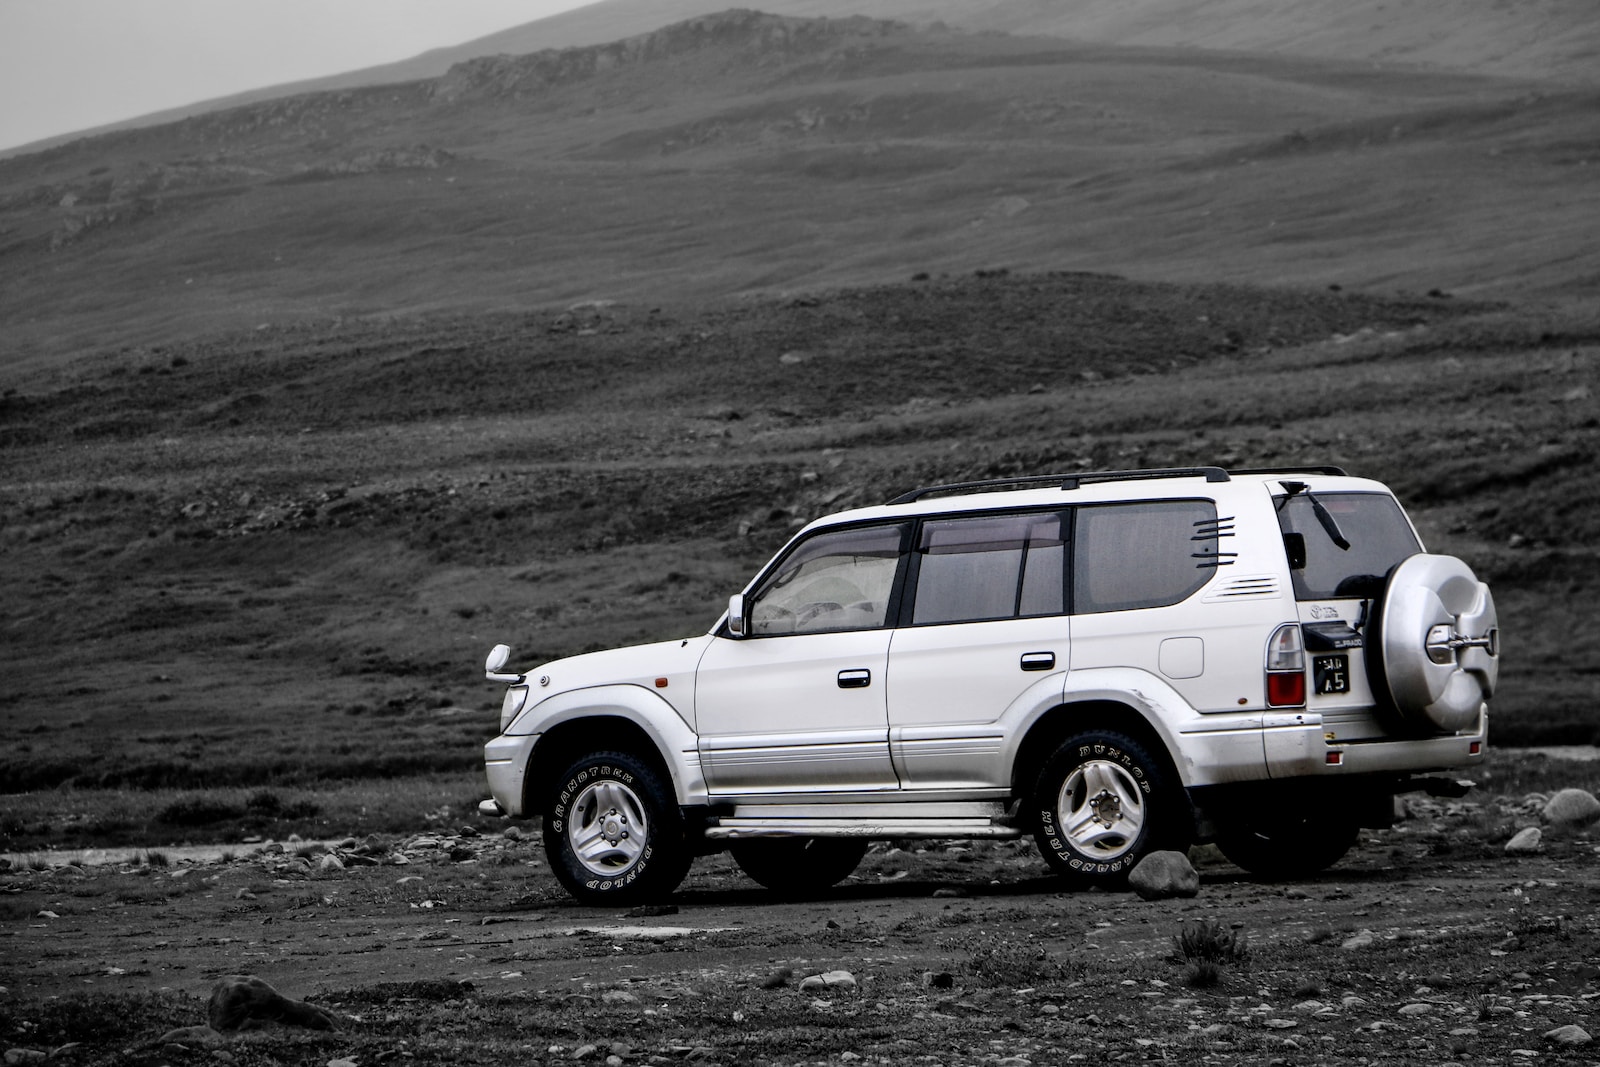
[2, 11, 1596, 374]
[19, 0, 1597, 153]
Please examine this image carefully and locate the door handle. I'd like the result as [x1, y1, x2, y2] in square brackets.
[837, 668, 872, 689]
[1021, 652, 1056, 672]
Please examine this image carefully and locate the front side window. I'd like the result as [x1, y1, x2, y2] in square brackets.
[910, 511, 1065, 625]
[748, 523, 909, 635]
[1276, 491, 1422, 599]
[1074, 500, 1219, 613]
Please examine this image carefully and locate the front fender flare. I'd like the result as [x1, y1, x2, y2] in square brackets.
[509, 684, 708, 806]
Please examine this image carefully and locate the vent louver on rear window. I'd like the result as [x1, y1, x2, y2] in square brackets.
[1202, 575, 1282, 601]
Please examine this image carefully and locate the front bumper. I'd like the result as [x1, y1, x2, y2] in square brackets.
[483, 732, 540, 818]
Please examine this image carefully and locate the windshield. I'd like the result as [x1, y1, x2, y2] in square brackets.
[1276, 491, 1422, 599]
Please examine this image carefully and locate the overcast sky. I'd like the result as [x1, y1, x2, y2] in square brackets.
[0, 0, 599, 152]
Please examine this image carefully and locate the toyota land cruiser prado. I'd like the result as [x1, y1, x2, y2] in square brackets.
[478, 466, 1499, 904]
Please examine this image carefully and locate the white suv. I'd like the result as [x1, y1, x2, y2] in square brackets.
[479, 466, 1499, 904]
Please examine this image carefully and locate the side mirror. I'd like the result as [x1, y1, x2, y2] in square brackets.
[484, 644, 522, 683]
[727, 593, 748, 638]
[1283, 532, 1307, 570]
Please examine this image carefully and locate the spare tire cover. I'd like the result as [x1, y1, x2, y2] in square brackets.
[1368, 554, 1499, 733]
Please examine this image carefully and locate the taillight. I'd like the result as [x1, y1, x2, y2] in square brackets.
[1266, 623, 1306, 708]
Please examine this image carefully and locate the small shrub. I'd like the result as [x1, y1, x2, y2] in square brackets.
[1173, 918, 1249, 966]
[1183, 959, 1224, 989]
[953, 936, 1074, 984]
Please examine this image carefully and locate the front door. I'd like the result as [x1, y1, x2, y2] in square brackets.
[694, 520, 910, 796]
[695, 630, 895, 794]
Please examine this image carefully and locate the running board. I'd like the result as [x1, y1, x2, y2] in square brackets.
[702, 800, 1023, 840]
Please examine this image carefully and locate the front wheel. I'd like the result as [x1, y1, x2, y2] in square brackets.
[542, 750, 690, 905]
[1215, 815, 1359, 878]
[730, 838, 868, 896]
[1031, 731, 1188, 888]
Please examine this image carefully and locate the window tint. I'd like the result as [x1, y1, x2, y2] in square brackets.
[748, 523, 908, 635]
[1276, 491, 1421, 599]
[911, 512, 1064, 625]
[1073, 500, 1218, 613]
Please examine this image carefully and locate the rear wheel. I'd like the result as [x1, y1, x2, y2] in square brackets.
[730, 838, 868, 895]
[1216, 814, 1359, 878]
[1031, 731, 1188, 888]
[542, 750, 690, 905]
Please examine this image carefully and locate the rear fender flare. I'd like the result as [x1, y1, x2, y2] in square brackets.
[1005, 668, 1203, 787]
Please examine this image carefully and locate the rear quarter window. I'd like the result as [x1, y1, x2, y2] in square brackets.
[1276, 491, 1422, 599]
[1072, 500, 1220, 613]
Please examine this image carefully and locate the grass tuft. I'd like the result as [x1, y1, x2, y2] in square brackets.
[1173, 918, 1250, 966]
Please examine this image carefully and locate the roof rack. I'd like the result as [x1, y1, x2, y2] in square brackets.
[1228, 465, 1348, 478]
[887, 466, 1231, 505]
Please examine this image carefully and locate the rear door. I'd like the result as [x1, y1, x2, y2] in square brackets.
[886, 510, 1068, 790]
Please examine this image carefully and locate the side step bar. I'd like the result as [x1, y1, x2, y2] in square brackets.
[702, 800, 1024, 840]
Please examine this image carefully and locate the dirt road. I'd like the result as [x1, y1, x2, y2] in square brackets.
[5, 795, 1598, 1065]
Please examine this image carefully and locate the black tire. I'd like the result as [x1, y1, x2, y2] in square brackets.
[1215, 815, 1359, 878]
[541, 750, 690, 906]
[730, 838, 868, 895]
[1031, 731, 1188, 888]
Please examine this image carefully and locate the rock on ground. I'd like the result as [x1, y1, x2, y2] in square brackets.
[1128, 850, 1199, 900]
[1504, 827, 1543, 854]
[208, 975, 337, 1032]
[1542, 788, 1600, 827]
[1546, 1024, 1592, 1046]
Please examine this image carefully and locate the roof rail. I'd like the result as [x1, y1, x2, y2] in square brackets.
[1228, 465, 1348, 478]
[887, 466, 1231, 505]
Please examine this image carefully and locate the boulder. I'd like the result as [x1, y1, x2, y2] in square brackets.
[1128, 850, 1199, 900]
[207, 975, 337, 1032]
[1542, 788, 1600, 827]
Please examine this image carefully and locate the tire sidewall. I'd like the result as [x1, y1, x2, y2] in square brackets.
[730, 837, 868, 894]
[1033, 731, 1179, 884]
[1216, 815, 1359, 878]
[543, 752, 684, 905]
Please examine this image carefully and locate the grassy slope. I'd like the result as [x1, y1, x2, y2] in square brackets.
[2, 273, 1597, 850]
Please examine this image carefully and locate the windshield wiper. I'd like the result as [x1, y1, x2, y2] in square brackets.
[1278, 481, 1351, 551]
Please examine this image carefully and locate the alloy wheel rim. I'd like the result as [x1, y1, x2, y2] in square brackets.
[567, 779, 649, 877]
[1057, 759, 1145, 860]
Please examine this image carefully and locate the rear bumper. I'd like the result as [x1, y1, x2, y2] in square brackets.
[483, 732, 540, 818]
[1265, 706, 1487, 779]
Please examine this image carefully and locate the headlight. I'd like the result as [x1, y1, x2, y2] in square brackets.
[500, 685, 530, 732]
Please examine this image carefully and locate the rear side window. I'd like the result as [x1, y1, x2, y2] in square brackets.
[910, 511, 1065, 625]
[1073, 500, 1219, 613]
[1276, 491, 1421, 599]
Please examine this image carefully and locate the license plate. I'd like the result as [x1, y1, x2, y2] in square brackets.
[1314, 654, 1350, 695]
